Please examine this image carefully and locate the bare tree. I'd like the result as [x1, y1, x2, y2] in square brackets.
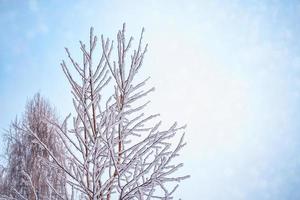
[0, 93, 67, 200]
[0, 119, 28, 199]
[28, 24, 189, 200]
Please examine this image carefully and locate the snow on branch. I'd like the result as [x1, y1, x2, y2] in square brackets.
[23, 23, 189, 200]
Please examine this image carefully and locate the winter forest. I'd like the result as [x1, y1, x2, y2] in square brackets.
[2, 1, 300, 200]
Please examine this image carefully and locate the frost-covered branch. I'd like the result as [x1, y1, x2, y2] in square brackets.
[22, 23, 189, 200]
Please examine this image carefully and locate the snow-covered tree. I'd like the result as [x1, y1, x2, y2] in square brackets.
[0, 93, 67, 200]
[0, 119, 29, 199]
[28, 24, 189, 200]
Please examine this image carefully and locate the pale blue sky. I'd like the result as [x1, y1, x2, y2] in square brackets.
[1, 0, 300, 199]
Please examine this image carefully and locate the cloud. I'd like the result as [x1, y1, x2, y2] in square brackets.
[28, 0, 39, 12]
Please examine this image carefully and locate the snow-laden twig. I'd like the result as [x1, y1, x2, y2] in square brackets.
[24, 23, 189, 200]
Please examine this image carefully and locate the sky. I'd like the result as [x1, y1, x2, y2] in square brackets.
[1, 0, 300, 199]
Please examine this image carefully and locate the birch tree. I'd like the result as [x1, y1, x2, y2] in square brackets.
[0, 93, 67, 200]
[29, 24, 189, 200]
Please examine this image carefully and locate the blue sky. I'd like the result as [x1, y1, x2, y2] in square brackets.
[1, 0, 300, 199]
